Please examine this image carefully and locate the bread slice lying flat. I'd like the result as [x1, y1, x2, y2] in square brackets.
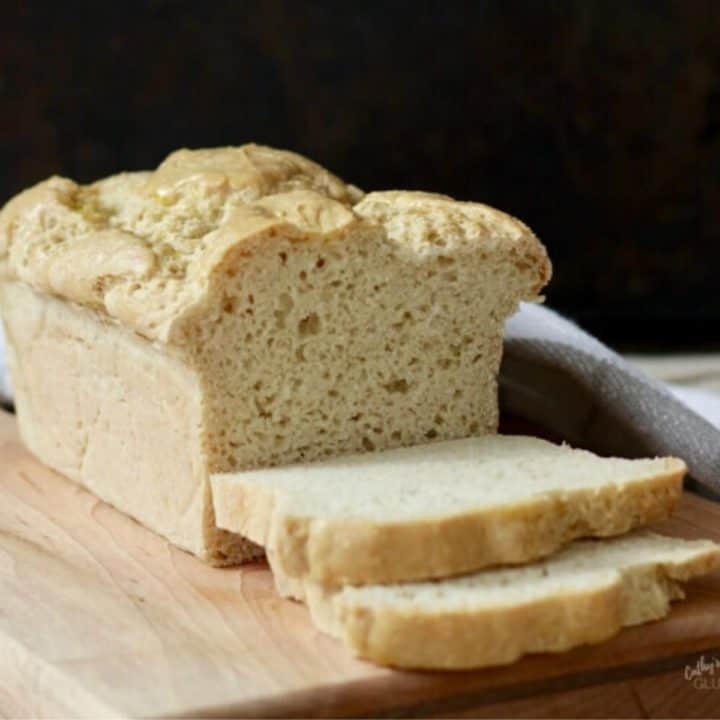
[212, 435, 684, 587]
[295, 531, 720, 670]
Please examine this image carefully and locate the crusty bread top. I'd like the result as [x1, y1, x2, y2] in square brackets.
[0, 144, 550, 342]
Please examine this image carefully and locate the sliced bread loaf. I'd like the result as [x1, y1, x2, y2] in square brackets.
[211, 435, 685, 587]
[294, 531, 720, 669]
[0, 145, 550, 564]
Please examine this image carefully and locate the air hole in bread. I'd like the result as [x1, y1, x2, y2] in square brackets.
[298, 313, 320, 337]
[384, 379, 410, 394]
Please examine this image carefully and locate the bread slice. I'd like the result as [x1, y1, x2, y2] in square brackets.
[212, 435, 684, 587]
[0, 145, 550, 565]
[294, 531, 720, 670]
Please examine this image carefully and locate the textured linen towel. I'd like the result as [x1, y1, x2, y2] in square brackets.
[502, 303, 720, 498]
[1, 305, 719, 494]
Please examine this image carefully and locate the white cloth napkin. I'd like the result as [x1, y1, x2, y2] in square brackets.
[502, 303, 720, 498]
[0, 324, 11, 408]
[1, 304, 718, 495]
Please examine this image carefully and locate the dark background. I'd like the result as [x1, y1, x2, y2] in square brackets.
[2, 0, 719, 350]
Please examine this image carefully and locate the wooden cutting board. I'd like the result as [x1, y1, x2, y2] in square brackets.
[1, 409, 719, 719]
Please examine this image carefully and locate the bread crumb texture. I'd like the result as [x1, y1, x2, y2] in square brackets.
[0, 144, 551, 471]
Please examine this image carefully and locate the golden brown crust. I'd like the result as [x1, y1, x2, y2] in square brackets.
[212, 459, 684, 587]
[145, 144, 364, 205]
[0, 146, 550, 342]
[355, 190, 552, 295]
[340, 583, 621, 669]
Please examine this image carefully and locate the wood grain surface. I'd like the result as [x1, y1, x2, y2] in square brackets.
[1, 409, 719, 719]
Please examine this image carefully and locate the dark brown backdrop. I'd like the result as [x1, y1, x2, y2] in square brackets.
[2, 0, 719, 349]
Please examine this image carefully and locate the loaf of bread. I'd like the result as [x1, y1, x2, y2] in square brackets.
[212, 435, 684, 588]
[291, 531, 720, 669]
[0, 144, 550, 564]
